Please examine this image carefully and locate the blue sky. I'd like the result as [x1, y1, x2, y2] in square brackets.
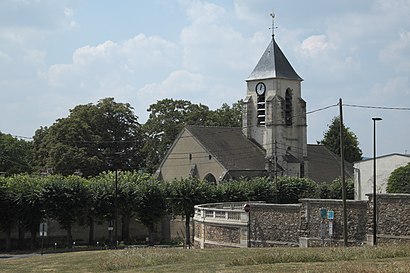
[0, 0, 409, 157]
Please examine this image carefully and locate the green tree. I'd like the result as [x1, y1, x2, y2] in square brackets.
[319, 177, 354, 200]
[12, 174, 46, 249]
[42, 175, 89, 247]
[276, 176, 320, 203]
[318, 116, 362, 163]
[0, 132, 33, 175]
[207, 100, 243, 127]
[0, 176, 18, 250]
[33, 98, 143, 177]
[168, 178, 210, 247]
[387, 163, 410, 193]
[134, 178, 166, 244]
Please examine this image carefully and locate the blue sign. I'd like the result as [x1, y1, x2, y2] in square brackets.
[328, 210, 334, 220]
[320, 208, 327, 219]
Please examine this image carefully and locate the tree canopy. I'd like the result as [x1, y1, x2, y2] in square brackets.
[318, 116, 362, 163]
[387, 162, 410, 194]
[0, 132, 33, 176]
[32, 98, 143, 177]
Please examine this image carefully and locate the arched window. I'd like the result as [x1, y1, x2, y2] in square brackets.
[204, 173, 217, 184]
[285, 88, 292, 126]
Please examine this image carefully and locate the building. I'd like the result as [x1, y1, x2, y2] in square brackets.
[156, 32, 352, 183]
[354, 154, 410, 200]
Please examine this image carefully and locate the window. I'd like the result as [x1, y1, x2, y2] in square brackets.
[257, 93, 266, 125]
[285, 88, 292, 126]
[204, 173, 217, 184]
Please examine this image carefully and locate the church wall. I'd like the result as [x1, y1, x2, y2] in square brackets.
[160, 129, 226, 182]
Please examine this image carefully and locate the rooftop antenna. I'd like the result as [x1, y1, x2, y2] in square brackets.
[269, 11, 276, 38]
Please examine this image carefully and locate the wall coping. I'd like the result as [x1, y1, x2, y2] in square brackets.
[299, 198, 367, 205]
[365, 193, 410, 199]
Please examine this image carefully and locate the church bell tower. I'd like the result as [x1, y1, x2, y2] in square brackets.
[242, 15, 307, 177]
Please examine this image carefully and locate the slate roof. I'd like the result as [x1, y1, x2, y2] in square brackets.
[186, 126, 266, 171]
[307, 144, 353, 183]
[247, 38, 303, 81]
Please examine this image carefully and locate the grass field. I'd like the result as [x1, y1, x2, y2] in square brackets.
[1, 244, 410, 272]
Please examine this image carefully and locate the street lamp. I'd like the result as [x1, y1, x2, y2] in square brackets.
[372, 117, 382, 246]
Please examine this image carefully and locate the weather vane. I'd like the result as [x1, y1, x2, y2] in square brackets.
[269, 11, 276, 37]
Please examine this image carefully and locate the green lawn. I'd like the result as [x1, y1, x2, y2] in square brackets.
[1, 244, 410, 272]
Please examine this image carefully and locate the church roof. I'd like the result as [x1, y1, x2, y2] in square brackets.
[247, 37, 303, 81]
[307, 144, 353, 183]
[186, 126, 266, 171]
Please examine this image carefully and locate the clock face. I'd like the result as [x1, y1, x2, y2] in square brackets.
[255, 82, 266, 95]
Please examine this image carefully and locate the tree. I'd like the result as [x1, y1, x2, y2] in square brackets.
[276, 176, 320, 203]
[0, 176, 18, 251]
[42, 175, 89, 247]
[134, 177, 166, 244]
[168, 178, 210, 248]
[318, 116, 362, 163]
[0, 132, 33, 175]
[12, 174, 46, 249]
[32, 98, 143, 177]
[387, 163, 410, 193]
[319, 177, 354, 200]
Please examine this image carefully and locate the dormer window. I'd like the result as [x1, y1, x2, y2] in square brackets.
[285, 88, 292, 126]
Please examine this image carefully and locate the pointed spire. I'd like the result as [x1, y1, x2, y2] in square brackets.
[247, 13, 302, 81]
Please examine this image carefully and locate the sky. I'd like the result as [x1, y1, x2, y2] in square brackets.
[0, 0, 409, 158]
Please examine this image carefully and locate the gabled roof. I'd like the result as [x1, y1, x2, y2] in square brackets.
[307, 144, 353, 183]
[186, 126, 266, 171]
[247, 38, 303, 81]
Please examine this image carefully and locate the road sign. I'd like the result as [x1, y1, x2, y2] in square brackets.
[328, 210, 334, 220]
[243, 204, 250, 213]
[39, 222, 47, 237]
[320, 208, 327, 219]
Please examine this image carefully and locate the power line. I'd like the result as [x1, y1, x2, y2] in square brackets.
[343, 104, 410, 111]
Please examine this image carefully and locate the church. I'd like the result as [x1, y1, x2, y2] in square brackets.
[156, 31, 352, 184]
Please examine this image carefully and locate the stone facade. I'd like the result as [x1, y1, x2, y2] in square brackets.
[299, 199, 368, 247]
[193, 194, 410, 248]
[366, 193, 410, 245]
[250, 203, 300, 247]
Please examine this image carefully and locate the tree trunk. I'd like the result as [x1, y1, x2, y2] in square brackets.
[30, 226, 38, 250]
[88, 217, 95, 246]
[5, 227, 12, 251]
[18, 221, 25, 250]
[148, 224, 155, 246]
[66, 225, 73, 248]
[185, 214, 191, 249]
[121, 215, 130, 243]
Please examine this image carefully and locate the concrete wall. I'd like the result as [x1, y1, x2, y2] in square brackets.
[354, 154, 410, 200]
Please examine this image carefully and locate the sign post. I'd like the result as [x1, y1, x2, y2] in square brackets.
[243, 204, 251, 248]
[328, 210, 334, 247]
[39, 222, 47, 255]
[319, 208, 327, 247]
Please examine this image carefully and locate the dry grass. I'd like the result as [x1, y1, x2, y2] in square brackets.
[1, 244, 410, 272]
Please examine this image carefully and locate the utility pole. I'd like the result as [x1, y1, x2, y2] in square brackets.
[339, 98, 348, 246]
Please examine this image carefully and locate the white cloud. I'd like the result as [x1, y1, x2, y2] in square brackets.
[299, 35, 332, 58]
[380, 31, 410, 72]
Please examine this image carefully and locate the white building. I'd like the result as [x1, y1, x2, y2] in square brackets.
[354, 154, 410, 200]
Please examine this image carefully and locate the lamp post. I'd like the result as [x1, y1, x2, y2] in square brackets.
[372, 117, 382, 246]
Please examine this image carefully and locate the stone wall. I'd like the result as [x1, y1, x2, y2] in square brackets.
[250, 203, 300, 247]
[366, 193, 410, 245]
[299, 199, 368, 247]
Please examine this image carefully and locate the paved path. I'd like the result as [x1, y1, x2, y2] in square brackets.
[0, 253, 41, 260]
